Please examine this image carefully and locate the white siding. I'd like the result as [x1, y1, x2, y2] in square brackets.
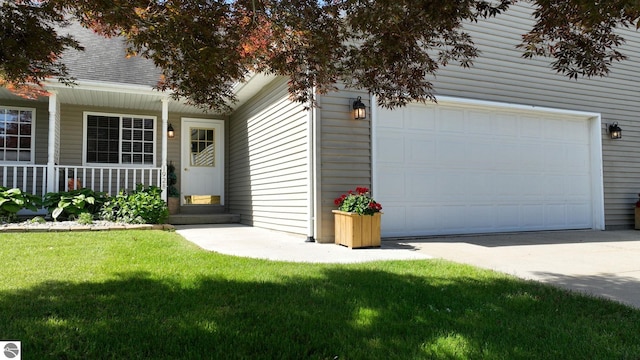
[229, 77, 310, 234]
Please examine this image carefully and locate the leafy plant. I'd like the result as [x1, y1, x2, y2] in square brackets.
[27, 216, 46, 224]
[167, 161, 179, 198]
[76, 212, 94, 225]
[334, 186, 382, 216]
[43, 188, 109, 221]
[100, 184, 168, 224]
[0, 187, 42, 222]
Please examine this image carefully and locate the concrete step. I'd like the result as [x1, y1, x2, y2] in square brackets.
[179, 205, 226, 215]
[168, 213, 240, 225]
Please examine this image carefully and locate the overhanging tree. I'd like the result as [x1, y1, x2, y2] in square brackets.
[1, 0, 639, 111]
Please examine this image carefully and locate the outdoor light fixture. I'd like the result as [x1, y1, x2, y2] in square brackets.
[609, 123, 622, 139]
[167, 123, 175, 139]
[352, 96, 366, 119]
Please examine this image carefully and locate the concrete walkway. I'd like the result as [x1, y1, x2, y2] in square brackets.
[176, 225, 640, 309]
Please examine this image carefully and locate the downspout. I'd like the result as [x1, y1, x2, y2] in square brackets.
[305, 88, 317, 242]
[46, 92, 58, 194]
[161, 98, 169, 201]
[370, 94, 377, 197]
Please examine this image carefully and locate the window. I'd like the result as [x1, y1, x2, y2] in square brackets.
[0, 107, 35, 162]
[84, 112, 156, 165]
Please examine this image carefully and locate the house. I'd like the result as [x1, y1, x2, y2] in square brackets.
[1, 3, 638, 242]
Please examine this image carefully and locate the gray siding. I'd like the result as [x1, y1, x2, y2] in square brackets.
[317, 87, 372, 242]
[316, 2, 640, 237]
[229, 77, 310, 234]
[430, 4, 640, 229]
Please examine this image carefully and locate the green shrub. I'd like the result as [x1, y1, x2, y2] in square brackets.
[27, 216, 46, 224]
[0, 187, 42, 222]
[167, 161, 179, 198]
[43, 188, 109, 221]
[77, 212, 94, 225]
[100, 184, 168, 224]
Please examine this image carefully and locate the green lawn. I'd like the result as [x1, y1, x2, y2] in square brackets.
[1, 230, 639, 359]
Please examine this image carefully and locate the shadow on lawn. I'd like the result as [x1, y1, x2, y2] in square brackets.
[1, 268, 639, 359]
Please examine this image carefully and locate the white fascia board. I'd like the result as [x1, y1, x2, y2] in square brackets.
[44, 79, 169, 98]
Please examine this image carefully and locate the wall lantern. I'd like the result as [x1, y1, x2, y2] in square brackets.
[167, 123, 175, 139]
[608, 123, 622, 139]
[352, 96, 366, 119]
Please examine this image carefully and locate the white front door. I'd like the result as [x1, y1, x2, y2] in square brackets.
[181, 118, 224, 205]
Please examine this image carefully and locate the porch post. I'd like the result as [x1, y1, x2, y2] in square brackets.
[161, 98, 169, 201]
[46, 91, 58, 194]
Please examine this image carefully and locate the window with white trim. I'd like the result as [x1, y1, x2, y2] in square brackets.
[84, 112, 156, 165]
[0, 106, 35, 162]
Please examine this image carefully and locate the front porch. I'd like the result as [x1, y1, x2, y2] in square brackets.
[0, 80, 241, 224]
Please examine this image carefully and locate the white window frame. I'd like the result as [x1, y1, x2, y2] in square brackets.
[82, 111, 157, 167]
[0, 105, 36, 164]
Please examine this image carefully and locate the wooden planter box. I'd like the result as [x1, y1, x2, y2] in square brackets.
[635, 207, 640, 230]
[333, 210, 381, 249]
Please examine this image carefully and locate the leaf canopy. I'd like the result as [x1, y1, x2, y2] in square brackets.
[1, 1, 639, 110]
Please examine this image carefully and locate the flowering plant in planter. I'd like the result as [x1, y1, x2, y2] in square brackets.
[334, 187, 382, 216]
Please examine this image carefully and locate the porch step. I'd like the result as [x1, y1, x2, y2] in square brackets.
[178, 205, 226, 215]
[168, 213, 240, 225]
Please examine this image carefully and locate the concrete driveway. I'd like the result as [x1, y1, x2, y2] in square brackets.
[396, 230, 640, 309]
[176, 225, 640, 309]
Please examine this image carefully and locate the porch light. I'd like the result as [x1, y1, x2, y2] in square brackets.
[167, 123, 175, 139]
[608, 123, 622, 139]
[352, 96, 366, 119]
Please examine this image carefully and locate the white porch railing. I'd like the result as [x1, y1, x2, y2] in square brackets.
[55, 166, 163, 196]
[0, 164, 163, 199]
[0, 164, 48, 197]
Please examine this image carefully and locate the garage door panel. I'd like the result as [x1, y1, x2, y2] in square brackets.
[406, 207, 439, 232]
[437, 138, 468, 166]
[408, 138, 437, 165]
[568, 204, 592, 226]
[375, 101, 598, 237]
[565, 120, 590, 142]
[377, 167, 406, 199]
[466, 110, 494, 135]
[466, 205, 497, 230]
[545, 204, 568, 226]
[382, 206, 407, 234]
[521, 205, 545, 227]
[439, 109, 466, 133]
[567, 145, 590, 169]
[493, 113, 519, 137]
[407, 173, 438, 201]
[407, 105, 436, 131]
[496, 205, 521, 228]
[520, 115, 543, 138]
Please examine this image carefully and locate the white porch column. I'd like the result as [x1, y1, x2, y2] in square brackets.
[161, 98, 169, 201]
[46, 92, 58, 194]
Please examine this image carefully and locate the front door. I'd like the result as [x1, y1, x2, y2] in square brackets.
[180, 118, 224, 205]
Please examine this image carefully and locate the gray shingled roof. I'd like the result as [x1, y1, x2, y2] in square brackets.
[59, 22, 162, 87]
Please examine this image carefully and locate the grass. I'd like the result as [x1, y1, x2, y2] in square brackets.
[1, 230, 639, 359]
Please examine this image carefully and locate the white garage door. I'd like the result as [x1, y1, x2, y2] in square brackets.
[374, 98, 603, 237]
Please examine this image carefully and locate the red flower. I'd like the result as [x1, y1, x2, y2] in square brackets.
[356, 186, 369, 195]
